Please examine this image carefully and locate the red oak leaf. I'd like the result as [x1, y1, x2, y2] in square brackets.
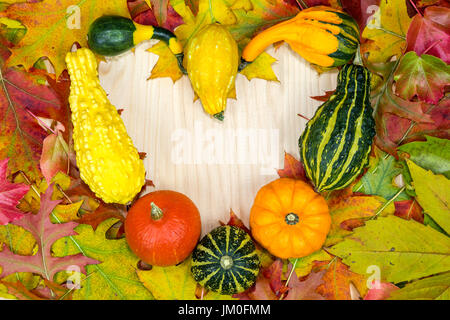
[284, 267, 325, 300]
[406, 6, 450, 64]
[0, 158, 30, 225]
[0, 185, 98, 280]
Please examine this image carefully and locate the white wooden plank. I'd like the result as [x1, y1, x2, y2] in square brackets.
[98, 40, 337, 234]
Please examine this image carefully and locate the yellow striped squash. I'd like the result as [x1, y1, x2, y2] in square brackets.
[299, 64, 375, 192]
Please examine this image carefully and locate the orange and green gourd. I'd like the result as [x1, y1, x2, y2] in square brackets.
[240, 6, 360, 70]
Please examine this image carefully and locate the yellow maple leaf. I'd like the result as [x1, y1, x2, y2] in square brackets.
[1, 0, 130, 77]
[240, 52, 278, 82]
[147, 41, 183, 82]
[361, 0, 412, 63]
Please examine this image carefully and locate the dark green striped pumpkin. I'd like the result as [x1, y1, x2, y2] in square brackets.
[299, 64, 375, 192]
[191, 226, 260, 295]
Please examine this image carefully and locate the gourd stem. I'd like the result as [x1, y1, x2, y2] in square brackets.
[353, 45, 363, 66]
[150, 202, 164, 220]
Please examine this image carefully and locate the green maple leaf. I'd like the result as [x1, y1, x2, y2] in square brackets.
[52, 218, 153, 300]
[353, 150, 409, 201]
[388, 272, 450, 300]
[330, 215, 450, 283]
[398, 136, 450, 179]
[407, 160, 450, 235]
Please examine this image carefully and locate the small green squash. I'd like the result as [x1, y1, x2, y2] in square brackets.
[87, 15, 185, 73]
[299, 64, 375, 192]
[191, 226, 260, 295]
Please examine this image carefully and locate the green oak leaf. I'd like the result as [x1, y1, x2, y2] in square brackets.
[388, 272, 450, 300]
[407, 160, 450, 234]
[399, 136, 450, 179]
[52, 218, 153, 300]
[330, 215, 450, 283]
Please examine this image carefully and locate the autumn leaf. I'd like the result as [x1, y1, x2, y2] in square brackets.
[364, 281, 399, 300]
[0, 158, 30, 225]
[0, 185, 97, 286]
[1, 0, 130, 77]
[376, 97, 450, 155]
[0, 50, 65, 181]
[339, 0, 380, 32]
[325, 194, 395, 247]
[361, 0, 412, 63]
[284, 267, 325, 300]
[77, 202, 125, 231]
[40, 131, 70, 184]
[240, 52, 278, 82]
[147, 41, 183, 82]
[353, 149, 409, 201]
[388, 272, 450, 300]
[291, 249, 331, 278]
[137, 259, 198, 299]
[330, 215, 450, 283]
[398, 136, 450, 179]
[406, 6, 450, 64]
[367, 60, 444, 155]
[128, 0, 184, 31]
[393, 52, 450, 104]
[394, 199, 424, 223]
[0, 281, 45, 300]
[138, 258, 236, 300]
[277, 152, 307, 181]
[314, 259, 368, 300]
[406, 160, 450, 234]
[52, 218, 153, 300]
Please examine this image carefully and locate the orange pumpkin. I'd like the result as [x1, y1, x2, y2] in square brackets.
[250, 178, 331, 259]
[125, 190, 201, 266]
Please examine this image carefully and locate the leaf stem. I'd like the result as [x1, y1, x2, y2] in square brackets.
[279, 258, 298, 300]
[408, 0, 423, 16]
[370, 185, 406, 220]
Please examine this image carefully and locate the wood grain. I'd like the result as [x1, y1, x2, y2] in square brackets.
[98, 41, 337, 234]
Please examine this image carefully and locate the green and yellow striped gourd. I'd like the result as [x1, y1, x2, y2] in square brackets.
[299, 64, 375, 192]
[191, 226, 260, 295]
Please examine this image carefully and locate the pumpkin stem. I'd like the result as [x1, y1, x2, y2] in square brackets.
[285, 213, 299, 225]
[150, 202, 164, 220]
[220, 255, 234, 270]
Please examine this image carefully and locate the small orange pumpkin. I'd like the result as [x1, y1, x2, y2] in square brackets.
[124, 190, 201, 266]
[250, 178, 331, 259]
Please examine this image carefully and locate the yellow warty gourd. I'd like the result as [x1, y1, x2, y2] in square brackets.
[65, 48, 145, 204]
[185, 24, 239, 121]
